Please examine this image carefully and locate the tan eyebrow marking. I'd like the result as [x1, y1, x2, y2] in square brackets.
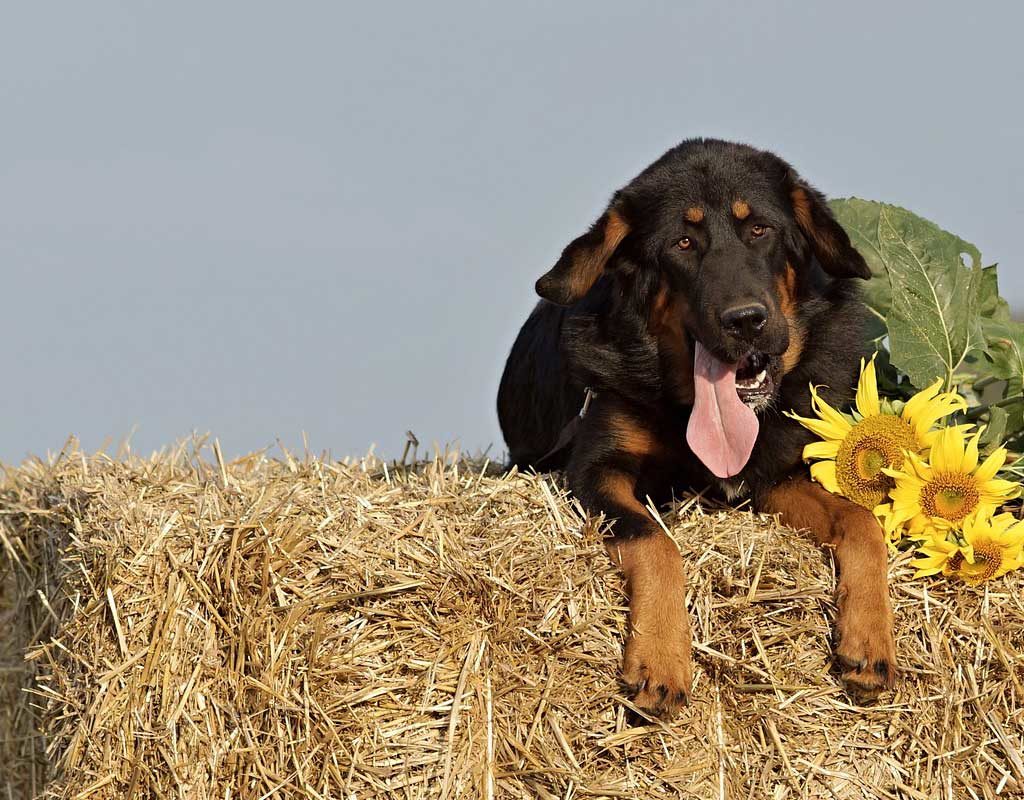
[732, 200, 751, 220]
[684, 206, 704, 223]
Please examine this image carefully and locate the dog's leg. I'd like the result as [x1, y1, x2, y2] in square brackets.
[760, 477, 896, 695]
[576, 465, 692, 716]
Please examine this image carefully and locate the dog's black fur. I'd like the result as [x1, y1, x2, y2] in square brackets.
[497, 139, 894, 715]
[498, 138, 870, 505]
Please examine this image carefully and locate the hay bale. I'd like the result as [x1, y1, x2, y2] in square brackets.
[1, 443, 1022, 799]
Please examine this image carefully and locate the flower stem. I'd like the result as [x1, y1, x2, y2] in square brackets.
[965, 393, 1024, 420]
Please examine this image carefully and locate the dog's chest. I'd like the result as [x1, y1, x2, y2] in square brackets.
[717, 478, 750, 502]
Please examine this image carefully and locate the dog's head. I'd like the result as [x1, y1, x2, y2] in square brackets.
[536, 139, 869, 414]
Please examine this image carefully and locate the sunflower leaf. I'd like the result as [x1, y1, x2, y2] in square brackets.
[829, 198, 891, 342]
[831, 199, 984, 391]
[979, 406, 1009, 454]
[830, 198, 1024, 451]
[982, 319, 1024, 382]
[978, 264, 1011, 324]
[881, 208, 984, 391]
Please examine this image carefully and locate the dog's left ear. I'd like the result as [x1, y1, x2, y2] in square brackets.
[535, 200, 631, 306]
[786, 173, 870, 280]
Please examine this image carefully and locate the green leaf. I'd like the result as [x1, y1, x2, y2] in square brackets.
[854, 202, 982, 390]
[831, 197, 1024, 445]
[1001, 393, 1024, 449]
[982, 319, 1024, 381]
[979, 405, 1009, 454]
[831, 199, 989, 389]
[829, 198, 890, 341]
[961, 269, 1011, 384]
[978, 264, 1011, 323]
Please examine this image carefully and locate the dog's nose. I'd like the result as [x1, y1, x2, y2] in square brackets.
[721, 303, 768, 341]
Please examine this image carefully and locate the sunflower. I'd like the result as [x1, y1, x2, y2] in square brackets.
[883, 427, 1020, 539]
[929, 512, 1024, 585]
[787, 356, 966, 510]
[910, 531, 963, 579]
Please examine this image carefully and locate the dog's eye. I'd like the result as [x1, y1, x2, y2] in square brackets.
[677, 237, 693, 251]
[751, 224, 768, 239]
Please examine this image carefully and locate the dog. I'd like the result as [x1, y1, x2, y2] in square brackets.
[497, 138, 895, 716]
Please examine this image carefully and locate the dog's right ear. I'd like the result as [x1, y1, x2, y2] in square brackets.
[785, 171, 870, 280]
[535, 201, 631, 306]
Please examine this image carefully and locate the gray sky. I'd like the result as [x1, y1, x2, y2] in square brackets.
[2, 2, 1022, 464]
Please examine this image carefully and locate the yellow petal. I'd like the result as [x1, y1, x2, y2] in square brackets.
[873, 502, 897, 536]
[810, 460, 840, 494]
[883, 495, 917, 533]
[809, 386, 853, 435]
[802, 440, 840, 461]
[901, 378, 941, 425]
[908, 514, 938, 537]
[911, 556, 946, 578]
[979, 479, 1021, 502]
[893, 450, 932, 482]
[983, 511, 1017, 534]
[961, 431, 982, 473]
[912, 552, 947, 570]
[789, 413, 848, 443]
[929, 427, 964, 474]
[882, 515, 906, 539]
[887, 480, 920, 502]
[855, 356, 881, 418]
[921, 423, 973, 450]
[991, 514, 1024, 545]
[974, 447, 1009, 482]
[902, 379, 967, 442]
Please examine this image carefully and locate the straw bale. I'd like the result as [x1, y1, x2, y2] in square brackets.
[1, 441, 1022, 799]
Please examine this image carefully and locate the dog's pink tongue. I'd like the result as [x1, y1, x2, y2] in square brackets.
[686, 341, 759, 479]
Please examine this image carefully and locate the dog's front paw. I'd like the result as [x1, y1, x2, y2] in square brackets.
[622, 612, 693, 717]
[835, 583, 896, 697]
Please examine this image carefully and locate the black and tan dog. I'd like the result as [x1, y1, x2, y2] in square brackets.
[497, 138, 895, 716]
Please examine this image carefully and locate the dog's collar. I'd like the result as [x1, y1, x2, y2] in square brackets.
[536, 387, 596, 466]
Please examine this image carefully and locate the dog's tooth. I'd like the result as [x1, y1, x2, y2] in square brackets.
[755, 370, 767, 384]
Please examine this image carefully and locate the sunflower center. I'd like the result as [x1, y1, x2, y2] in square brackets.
[857, 448, 885, 479]
[959, 542, 1002, 583]
[920, 473, 980, 524]
[835, 415, 918, 509]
